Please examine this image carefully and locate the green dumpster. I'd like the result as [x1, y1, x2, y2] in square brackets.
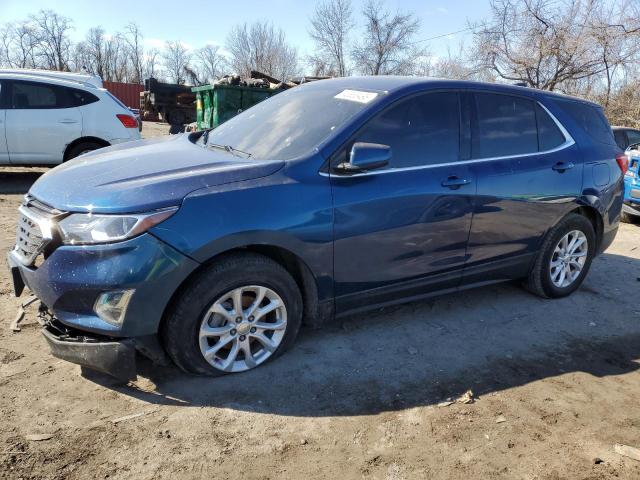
[192, 84, 280, 130]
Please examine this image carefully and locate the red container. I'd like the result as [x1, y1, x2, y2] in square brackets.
[103, 81, 144, 110]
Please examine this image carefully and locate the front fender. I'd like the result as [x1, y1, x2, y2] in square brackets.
[150, 166, 334, 302]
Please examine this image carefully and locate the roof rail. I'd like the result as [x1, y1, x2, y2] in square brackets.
[0, 68, 103, 88]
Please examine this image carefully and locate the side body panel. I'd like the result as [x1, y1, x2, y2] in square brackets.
[330, 164, 475, 313]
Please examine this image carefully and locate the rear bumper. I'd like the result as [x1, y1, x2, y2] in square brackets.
[42, 321, 136, 381]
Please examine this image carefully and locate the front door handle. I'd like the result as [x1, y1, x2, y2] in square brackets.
[552, 161, 574, 172]
[441, 176, 472, 189]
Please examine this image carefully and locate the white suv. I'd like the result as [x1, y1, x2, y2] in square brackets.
[0, 70, 141, 165]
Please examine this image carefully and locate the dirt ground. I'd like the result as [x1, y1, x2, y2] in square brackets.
[1, 122, 640, 479]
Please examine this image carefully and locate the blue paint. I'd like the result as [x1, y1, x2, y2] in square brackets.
[14, 77, 623, 340]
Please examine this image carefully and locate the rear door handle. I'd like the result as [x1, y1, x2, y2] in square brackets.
[59, 119, 78, 124]
[441, 176, 472, 189]
[552, 161, 574, 172]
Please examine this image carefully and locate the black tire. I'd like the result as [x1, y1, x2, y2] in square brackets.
[524, 213, 596, 299]
[161, 252, 303, 375]
[66, 141, 103, 160]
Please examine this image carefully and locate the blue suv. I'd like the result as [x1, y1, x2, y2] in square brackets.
[7, 77, 624, 379]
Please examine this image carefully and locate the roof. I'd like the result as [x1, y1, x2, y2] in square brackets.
[0, 68, 102, 88]
[299, 75, 601, 107]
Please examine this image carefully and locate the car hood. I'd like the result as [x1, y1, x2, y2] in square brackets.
[29, 134, 284, 214]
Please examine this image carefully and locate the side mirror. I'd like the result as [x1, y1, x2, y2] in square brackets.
[338, 142, 391, 173]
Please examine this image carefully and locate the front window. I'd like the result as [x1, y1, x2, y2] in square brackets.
[204, 82, 382, 160]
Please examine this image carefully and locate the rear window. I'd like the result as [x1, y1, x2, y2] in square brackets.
[556, 99, 615, 145]
[11, 81, 61, 109]
[473, 93, 538, 158]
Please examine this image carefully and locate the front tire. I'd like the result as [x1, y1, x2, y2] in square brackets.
[161, 253, 302, 376]
[525, 213, 596, 298]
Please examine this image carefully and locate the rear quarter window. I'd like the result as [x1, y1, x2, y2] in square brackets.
[536, 103, 566, 151]
[556, 99, 615, 146]
[67, 87, 99, 107]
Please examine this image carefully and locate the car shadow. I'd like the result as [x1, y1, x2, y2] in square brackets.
[86, 250, 640, 417]
[0, 170, 45, 194]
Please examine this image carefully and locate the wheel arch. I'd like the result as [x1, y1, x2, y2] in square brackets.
[536, 202, 605, 261]
[570, 204, 604, 253]
[63, 136, 110, 161]
[160, 244, 328, 333]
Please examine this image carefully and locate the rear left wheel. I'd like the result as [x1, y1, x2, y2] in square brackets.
[66, 141, 104, 160]
[525, 213, 596, 298]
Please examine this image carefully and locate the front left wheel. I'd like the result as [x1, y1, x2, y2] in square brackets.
[161, 253, 303, 376]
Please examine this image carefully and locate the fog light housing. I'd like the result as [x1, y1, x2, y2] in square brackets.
[94, 289, 134, 326]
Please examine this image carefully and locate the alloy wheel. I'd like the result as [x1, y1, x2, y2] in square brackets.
[549, 230, 588, 288]
[198, 285, 287, 373]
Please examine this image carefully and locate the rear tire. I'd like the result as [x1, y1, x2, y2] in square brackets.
[524, 213, 596, 298]
[66, 141, 104, 160]
[161, 253, 303, 376]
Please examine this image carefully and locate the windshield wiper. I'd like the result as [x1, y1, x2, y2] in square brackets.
[207, 142, 252, 158]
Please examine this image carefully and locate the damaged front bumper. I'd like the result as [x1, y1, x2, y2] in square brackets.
[42, 317, 137, 381]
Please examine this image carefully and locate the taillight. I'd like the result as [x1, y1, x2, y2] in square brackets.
[616, 153, 629, 175]
[116, 114, 138, 128]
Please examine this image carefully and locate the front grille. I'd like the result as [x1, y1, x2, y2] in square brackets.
[13, 196, 63, 266]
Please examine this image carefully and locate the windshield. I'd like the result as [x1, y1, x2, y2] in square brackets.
[205, 82, 381, 160]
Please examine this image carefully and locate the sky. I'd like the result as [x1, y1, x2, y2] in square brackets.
[0, 0, 492, 61]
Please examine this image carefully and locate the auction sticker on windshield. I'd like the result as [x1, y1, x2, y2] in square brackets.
[334, 89, 378, 104]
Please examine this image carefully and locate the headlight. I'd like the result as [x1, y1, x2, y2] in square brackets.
[57, 208, 177, 245]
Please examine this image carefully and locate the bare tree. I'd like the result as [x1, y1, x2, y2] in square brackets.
[30, 10, 73, 70]
[351, 0, 426, 75]
[78, 27, 107, 78]
[308, 0, 353, 76]
[0, 21, 40, 68]
[422, 44, 495, 82]
[162, 40, 191, 84]
[226, 21, 298, 80]
[124, 22, 144, 83]
[106, 34, 129, 81]
[196, 44, 228, 82]
[472, 0, 640, 91]
[143, 48, 160, 80]
[307, 55, 339, 77]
